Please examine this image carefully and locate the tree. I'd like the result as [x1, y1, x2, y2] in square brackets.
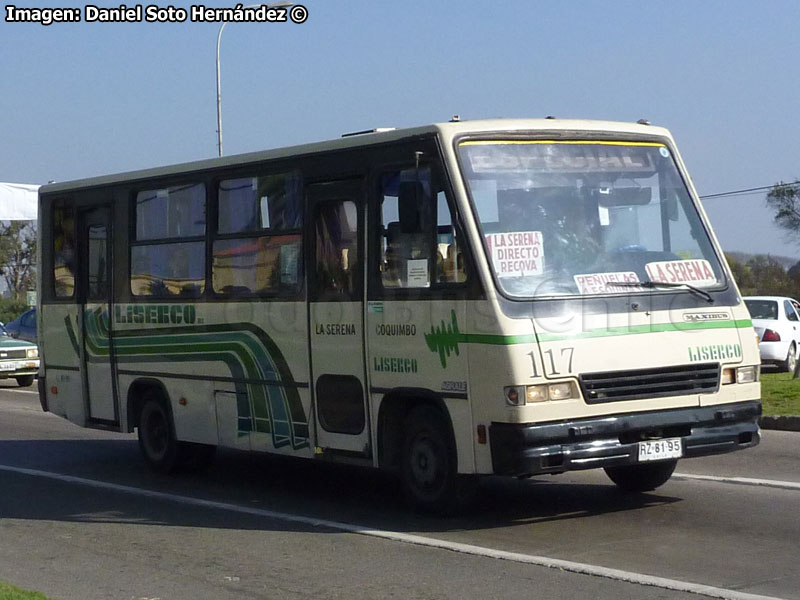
[766, 181, 800, 244]
[0, 221, 37, 300]
[746, 254, 792, 296]
[788, 260, 800, 287]
[725, 254, 755, 295]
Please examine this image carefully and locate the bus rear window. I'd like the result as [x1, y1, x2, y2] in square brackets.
[744, 300, 778, 320]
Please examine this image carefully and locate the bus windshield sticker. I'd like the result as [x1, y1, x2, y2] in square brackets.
[573, 272, 642, 295]
[485, 231, 544, 278]
[280, 243, 300, 285]
[406, 259, 430, 287]
[645, 259, 716, 287]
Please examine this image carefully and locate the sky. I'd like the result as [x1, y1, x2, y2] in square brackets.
[2, 0, 800, 258]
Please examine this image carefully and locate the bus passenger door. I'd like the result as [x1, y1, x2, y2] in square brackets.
[78, 206, 118, 425]
[307, 180, 370, 457]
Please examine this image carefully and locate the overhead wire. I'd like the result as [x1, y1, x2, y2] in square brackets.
[700, 182, 800, 200]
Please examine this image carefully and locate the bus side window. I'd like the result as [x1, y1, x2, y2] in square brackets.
[213, 171, 302, 296]
[314, 199, 359, 299]
[378, 167, 467, 290]
[53, 201, 76, 298]
[130, 183, 206, 298]
[435, 191, 467, 284]
[379, 170, 434, 289]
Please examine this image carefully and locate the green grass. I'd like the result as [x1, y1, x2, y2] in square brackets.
[0, 582, 56, 600]
[760, 371, 800, 416]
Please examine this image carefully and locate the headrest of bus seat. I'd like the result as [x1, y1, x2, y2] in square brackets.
[386, 221, 401, 242]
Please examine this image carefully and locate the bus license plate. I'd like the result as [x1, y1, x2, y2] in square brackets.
[638, 438, 682, 462]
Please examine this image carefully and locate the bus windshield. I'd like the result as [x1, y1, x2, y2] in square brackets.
[458, 140, 725, 299]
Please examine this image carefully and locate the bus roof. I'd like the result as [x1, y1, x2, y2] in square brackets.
[40, 118, 673, 195]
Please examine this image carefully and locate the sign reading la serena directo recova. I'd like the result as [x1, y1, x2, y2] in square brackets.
[4, 4, 309, 26]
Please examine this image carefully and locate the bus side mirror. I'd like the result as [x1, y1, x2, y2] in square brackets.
[398, 181, 425, 233]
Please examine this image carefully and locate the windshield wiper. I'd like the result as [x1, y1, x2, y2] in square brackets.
[606, 280, 714, 303]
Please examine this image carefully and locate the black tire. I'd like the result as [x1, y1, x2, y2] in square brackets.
[779, 343, 797, 373]
[399, 405, 473, 513]
[15, 375, 34, 387]
[604, 459, 678, 492]
[137, 391, 178, 474]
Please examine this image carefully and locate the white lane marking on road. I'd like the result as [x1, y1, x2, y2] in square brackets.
[674, 472, 800, 491]
[1, 389, 38, 395]
[0, 464, 784, 600]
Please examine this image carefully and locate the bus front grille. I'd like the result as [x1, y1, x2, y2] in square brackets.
[579, 363, 720, 403]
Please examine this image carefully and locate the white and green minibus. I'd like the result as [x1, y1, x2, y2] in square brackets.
[37, 119, 761, 511]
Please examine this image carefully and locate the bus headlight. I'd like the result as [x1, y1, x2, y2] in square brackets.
[548, 382, 574, 400]
[26, 347, 38, 359]
[722, 366, 758, 385]
[504, 382, 578, 405]
[526, 385, 548, 403]
[736, 366, 758, 384]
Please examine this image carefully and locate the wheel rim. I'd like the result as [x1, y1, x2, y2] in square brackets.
[409, 432, 444, 493]
[789, 348, 797, 373]
[143, 407, 168, 460]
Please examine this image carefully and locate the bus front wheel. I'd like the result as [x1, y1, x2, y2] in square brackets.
[399, 405, 474, 512]
[137, 392, 178, 474]
[604, 459, 678, 492]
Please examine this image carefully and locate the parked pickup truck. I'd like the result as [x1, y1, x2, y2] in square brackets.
[0, 323, 39, 386]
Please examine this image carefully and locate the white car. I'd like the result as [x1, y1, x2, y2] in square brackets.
[744, 296, 800, 372]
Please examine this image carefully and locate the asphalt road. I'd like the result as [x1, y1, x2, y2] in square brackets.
[0, 381, 798, 600]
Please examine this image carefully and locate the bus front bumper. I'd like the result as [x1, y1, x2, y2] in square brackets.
[489, 400, 761, 477]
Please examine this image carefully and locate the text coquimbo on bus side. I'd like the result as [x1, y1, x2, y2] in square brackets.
[37, 118, 761, 511]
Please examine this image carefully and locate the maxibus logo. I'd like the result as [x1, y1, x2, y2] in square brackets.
[114, 304, 197, 325]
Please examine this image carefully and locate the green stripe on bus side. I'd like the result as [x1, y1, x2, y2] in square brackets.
[112, 332, 284, 431]
[69, 310, 309, 450]
[533, 319, 753, 343]
[451, 318, 752, 346]
[425, 310, 753, 367]
[114, 337, 295, 447]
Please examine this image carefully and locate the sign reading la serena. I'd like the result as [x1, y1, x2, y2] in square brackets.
[485, 231, 544, 278]
[645, 259, 717, 287]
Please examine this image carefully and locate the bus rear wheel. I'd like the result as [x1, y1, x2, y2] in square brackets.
[137, 392, 178, 474]
[604, 459, 678, 492]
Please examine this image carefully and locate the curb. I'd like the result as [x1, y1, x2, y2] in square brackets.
[759, 416, 800, 432]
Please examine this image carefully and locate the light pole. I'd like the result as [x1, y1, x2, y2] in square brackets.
[216, 1, 293, 157]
